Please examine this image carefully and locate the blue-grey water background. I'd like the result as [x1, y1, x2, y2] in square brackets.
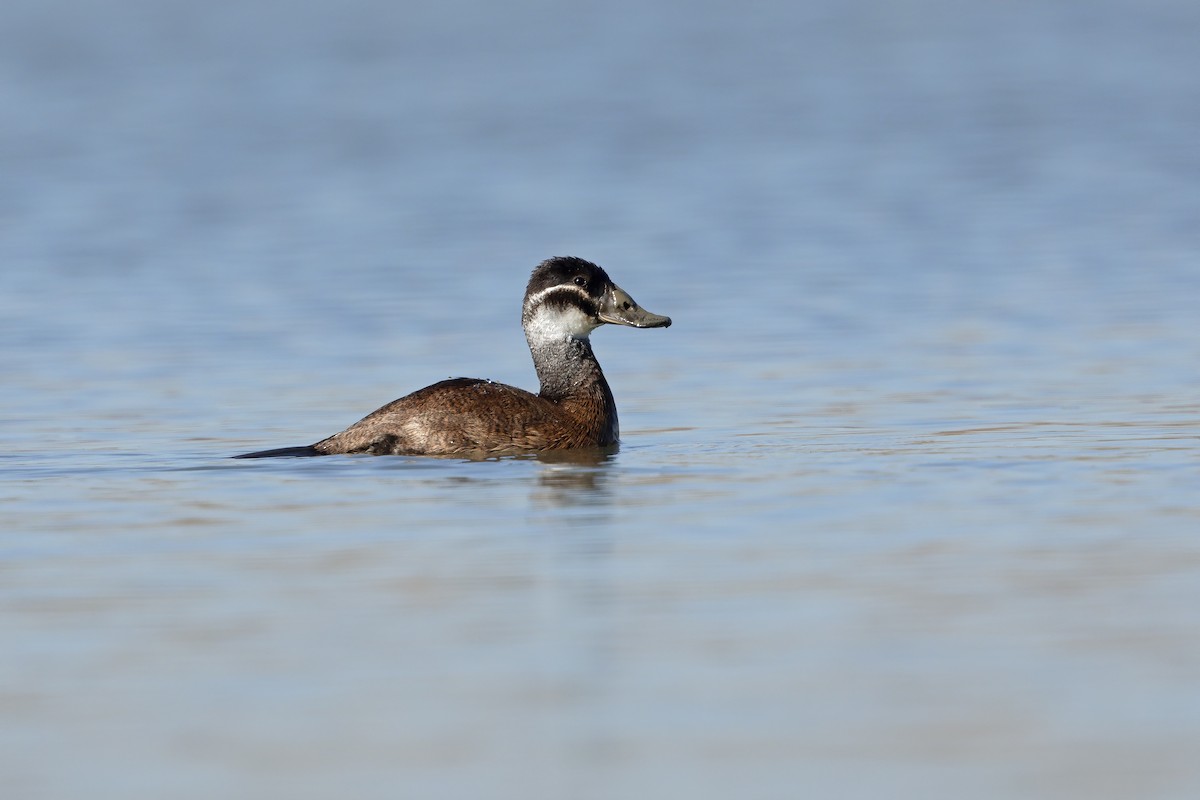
[3, 0, 1199, 797]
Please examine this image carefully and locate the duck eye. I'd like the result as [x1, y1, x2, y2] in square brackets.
[573, 276, 587, 287]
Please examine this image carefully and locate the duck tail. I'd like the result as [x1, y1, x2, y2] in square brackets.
[232, 445, 324, 459]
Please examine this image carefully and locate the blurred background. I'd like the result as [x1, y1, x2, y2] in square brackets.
[2, 0, 1199, 798]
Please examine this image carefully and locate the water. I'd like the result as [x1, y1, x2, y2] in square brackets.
[3, 0, 1200, 797]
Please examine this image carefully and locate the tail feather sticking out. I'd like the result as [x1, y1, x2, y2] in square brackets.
[233, 445, 323, 459]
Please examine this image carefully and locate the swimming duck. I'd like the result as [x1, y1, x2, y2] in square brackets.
[234, 256, 671, 458]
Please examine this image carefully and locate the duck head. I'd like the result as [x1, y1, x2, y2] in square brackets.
[522, 256, 672, 340]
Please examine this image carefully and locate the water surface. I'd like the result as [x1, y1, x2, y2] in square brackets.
[2, 1, 1199, 798]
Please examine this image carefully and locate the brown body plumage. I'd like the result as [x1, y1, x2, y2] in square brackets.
[311, 372, 614, 456]
[234, 257, 670, 458]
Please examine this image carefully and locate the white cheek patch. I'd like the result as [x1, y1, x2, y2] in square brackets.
[526, 304, 599, 343]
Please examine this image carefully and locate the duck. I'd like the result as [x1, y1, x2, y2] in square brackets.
[234, 256, 671, 458]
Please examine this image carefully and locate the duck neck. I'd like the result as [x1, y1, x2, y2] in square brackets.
[527, 333, 613, 405]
